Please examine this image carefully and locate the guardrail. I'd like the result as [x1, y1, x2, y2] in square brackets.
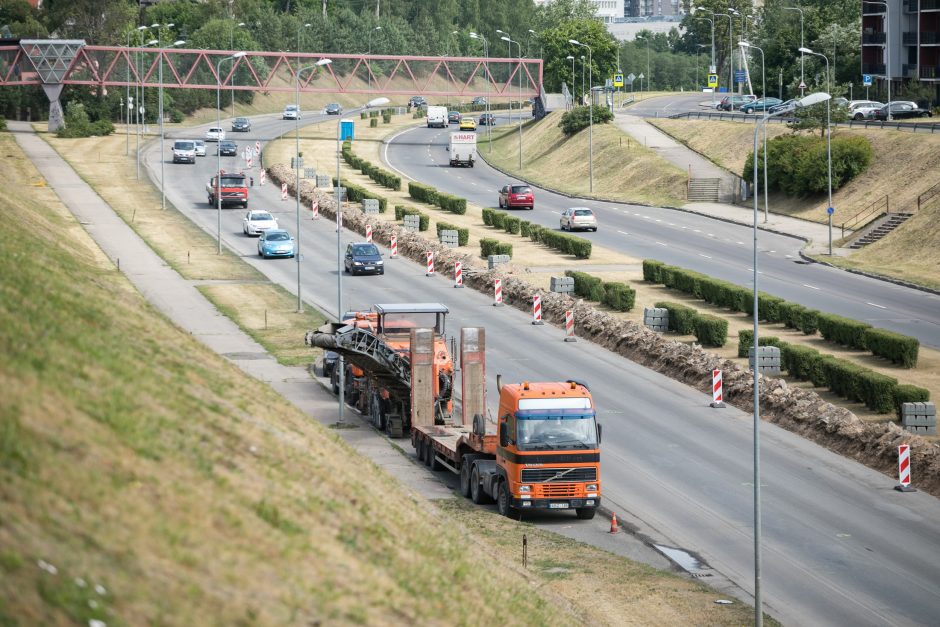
[666, 110, 940, 133]
[918, 180, 940, 211]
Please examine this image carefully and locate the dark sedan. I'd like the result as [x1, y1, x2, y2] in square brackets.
[873, 101, 933, 120]
[218, 140, 238, 156]
[448, 110, 461, 124]
[343, 242, 385, 275]
[325, 103, 342, 115]
[231, 117, 251, 132]
[478, 113, 496, 126]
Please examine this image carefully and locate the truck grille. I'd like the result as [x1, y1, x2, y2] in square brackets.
[539, 484, 579, 497]
[521, 467, 597, 483]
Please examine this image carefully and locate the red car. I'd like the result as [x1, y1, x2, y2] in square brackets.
[498, 183, 534, 210]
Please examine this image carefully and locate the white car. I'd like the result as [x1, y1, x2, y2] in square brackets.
[560, 207, 598, 232]
[193, 139, 206, 157]
[205, 127, 225, 142]
[171, 140, 196, 164]
[282, 104, 300, 120]
[848, 100, 885, 120]
[242, 209, 278, 236]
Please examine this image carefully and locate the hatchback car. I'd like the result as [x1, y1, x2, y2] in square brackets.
[448, 111, 461, 124]
[231, 117, 251, 132]
[848, 100, 884, 120]
[560, 207, 598, 232]
[218, 140, 238, 156]
[498, 183, 534, 210]
[282, 104, 300, 120]
[459, 118, 477, 131]
[740, 97, 783, 114]
[471, 96, 488, 106]
[478, 113, 496, 126]
[408, 96, 427, 108]
[205, 127, 225, 142]
[873, 101, 933, 120]
[718, 94, 757, 111]
[325, 103, 342, 115]
[193, 139, 206, 157]
[258, 229, 295, 258]
[344, 242, 385, 275]
[243, 209, 278, 236]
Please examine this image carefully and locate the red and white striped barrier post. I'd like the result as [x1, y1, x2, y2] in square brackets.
[532, 295, 544, 325]
[311, 198, 319, 220]
[259, 169, 266, 186]
[896, 444, 917, 492]
[255, 140, 261, 155]
[564, 310, 576, 342]
[426, 251, 434, 276]
[366, 224, 373, 243]
[454, 261, 464, 288]
[710, 369, 725, 408]
[390, 234, 398, 258]
[280, 183, 288, 201]
[493, 279, 503, 307]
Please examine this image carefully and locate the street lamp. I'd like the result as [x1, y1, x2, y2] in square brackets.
[635, 34, 651, 93]
[739, 41, 769, 224]
[496, 30, 514, 123]
[566, 55, 575, 108]
[692, 9, 716, 105]
[783, 6, 805, 96]
[216, 51, 247, 255]
[231, 21, 247, 116]
[714, 12, 734, 98]
[500, 35, 523, 170]
[159, 35, 186, 211]
[749, 89, 831, 627]
[799, 46, 834, 255]
[569, 39, 592, 193]
[580, 55, 585, 102]
[469, 32, 491, 152]
[126, 25, 149, 156]
[866, 0, 892, 120]
[526, 29, 537, 58]
[137, 39, 158, 181]
[367, 26, 382, 90]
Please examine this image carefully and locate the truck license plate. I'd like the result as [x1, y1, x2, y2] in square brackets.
[549, 502, 569, 509]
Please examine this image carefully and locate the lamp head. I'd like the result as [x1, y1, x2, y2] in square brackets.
[728, 8, 739, 15]
[172, 40, 186, 47]
[374, 26, 382, 30]
[145, 39, 158, 46]
[367, 97, 390, 108]
[232, 51, 247, 59]
[798, 46, 813, 54]
[528, 29, 535, 34]
[568, 39, 581, 46]
[566, 55, 574, 60]
[317, 58, 332, 66]
[150, 23, 160, 28]
[500, 36, 510, 42]
[738, 41, 751, 48]
[799, 92, 830, 107]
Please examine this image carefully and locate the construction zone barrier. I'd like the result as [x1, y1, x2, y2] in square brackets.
[311, 198, 319, 220]
[609, 512, 619, 534]
[426, 251, 434, 276]
[710, 369, 725, 408]
[564, 310, 576, 342]
[493, 279, 504, 307]
[896, 444, 916, 492]
[259, 169, 266, 186]
[454, 261, 464, 288]
[366, 224, 373, 243]
[532, 295, 543, 325]
[390, 235, 398, 258]
[280, 182, 288, 200]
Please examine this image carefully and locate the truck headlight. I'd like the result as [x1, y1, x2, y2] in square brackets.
[585, 499, 595, 506]
[518, 485, 531, 493]
[587, 484, 597, 491]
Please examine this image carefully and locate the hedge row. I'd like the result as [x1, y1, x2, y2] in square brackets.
[436, 221, 470, 246]
[341, 141, 401, 191]
[480, 238, 512, 258]
[332, 177, 387, 213]
[642, 259, 919, 366]
[654, 301, 727, 346]
[393, 204, 429, 231]
[408, 181, 438, 205]
[408, 182, 467, 215]
[737, 330, 784, 358]
[560, 271, 636, 312]
[529, 225, 592, 259]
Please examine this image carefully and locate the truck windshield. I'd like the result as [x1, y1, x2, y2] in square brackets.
[380, 312, 442, 335]
[515, 409, 598, 451]
[220, 176, 245, 187]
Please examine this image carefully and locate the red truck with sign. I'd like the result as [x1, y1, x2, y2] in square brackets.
[207, 171, 249, 208]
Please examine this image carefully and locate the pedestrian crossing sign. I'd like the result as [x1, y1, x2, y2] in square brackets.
[613, 73, 624, 87]
[707, 74, 718, 88]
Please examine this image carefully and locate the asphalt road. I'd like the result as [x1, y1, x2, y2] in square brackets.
[144, 112, 940, 626]
[382, 124, 940, 349]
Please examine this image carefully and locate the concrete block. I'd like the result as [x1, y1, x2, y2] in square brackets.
[362, 198, 380, 214]
[403, 215, 420, 232]
[315, 174, 332, 188]
[440, 230, 459, 248]
[550, 276, 575, 293]
[904, 425, 937, 435]
[749, 346, 781, 375]
[487, 254, 511, 269]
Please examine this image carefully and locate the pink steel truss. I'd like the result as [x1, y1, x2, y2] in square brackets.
[0, 44, 542, 97]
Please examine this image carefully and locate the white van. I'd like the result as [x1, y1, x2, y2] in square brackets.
[426, 105, 447, 129]
[172, 140, 196, 164]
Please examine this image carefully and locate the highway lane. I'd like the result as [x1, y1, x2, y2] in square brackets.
[143, 113, 940, 626]
[383, 124, 940, 349]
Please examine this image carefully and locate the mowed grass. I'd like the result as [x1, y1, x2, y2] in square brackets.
[481, 111, 689, 207]
[0, 130, 574, 624]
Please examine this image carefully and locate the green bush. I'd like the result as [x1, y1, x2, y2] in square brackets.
[409, 181, 439, 205]
[757, 293, 786, 323]
[480, 238, 512, 258]
[781, 344, 823, 382]
[856, 371, 898, 414]
[332, 177, 387, 213]
[369, 110, 379, 118]
[820, 357, 867, 402]
[654, 301, 697, 335]
[558, 105, 614, 135]
[490, 211, 506, 229]
[382, 112, 392, 123]
[693, 314, 728, 347]
[395, 205, 429, 231]
[778, 302, 807, 330]
[817, 313, 871, 350]
[800, 309, 820, 335]
[737, 330, 784, 358]
[503, 216, 521, 234]
[565, 271, 605, 301]
[482, 207, 495, 226]
[643, 259, 665, 283]
[520, 220, 532, 237]
[369, 118, 378, 127]
[437, 193, 467, 215]
[536, 230, 592, 259]
[863, 328, 919, 368]
[602, 282, 635, 312]
[360, 112, 368, 119]
[436, 221, 470, 246]
[895, 384, 930, 418]
[57, 102, 115, 138]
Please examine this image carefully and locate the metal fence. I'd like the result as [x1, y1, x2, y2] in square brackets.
[666, 110, 940, 133]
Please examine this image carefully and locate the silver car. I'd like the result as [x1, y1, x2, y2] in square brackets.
[560, 207, 598, 232]
[242, 209, 278, 236]
[193, 139, 206, 157]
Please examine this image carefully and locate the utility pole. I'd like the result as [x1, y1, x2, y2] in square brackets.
[322, 0, 327, 18]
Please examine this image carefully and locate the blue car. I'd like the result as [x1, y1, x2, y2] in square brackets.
[258, 229, 295, 258]
[344, 242, 384, 275]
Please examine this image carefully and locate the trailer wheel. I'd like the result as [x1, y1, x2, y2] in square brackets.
[459, 461, 473, 497]
[423, 440, 433, 467]
[470, 465, 491, 504]
[497, 481, 514, 518]
[429, 446, 443, 472]
[576, 508, 596, 520]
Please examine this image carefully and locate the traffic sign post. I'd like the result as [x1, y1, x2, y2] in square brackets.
[613, 73, 624, 88]
[862, 74, 872, 87]
[707, 74, 719, 89]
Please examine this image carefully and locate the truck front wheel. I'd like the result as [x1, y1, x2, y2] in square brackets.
[470, 466, 488, 504]
[497, 481, 514, 518]
[576, 507, 596, 520]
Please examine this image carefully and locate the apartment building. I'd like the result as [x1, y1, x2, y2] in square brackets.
[862, 0, 940, 100]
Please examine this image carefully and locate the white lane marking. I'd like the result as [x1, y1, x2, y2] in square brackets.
[382, 126, 425, 182]
[746, 268, 764, 274]
[694, 229, 701, 233]
[655, 219, 662, 223]
[707, 233, 715, 237]
[633, 212, 641, 216]
[737, 241, 745, 245]
[785, 254, 793, 258]
[617, 230, 630, 235]
[643, 215, 650, 219]
[682, 226, 689, 229]
[699, 253, 712, 259]
[866, 302, 887, 309]
[668, 222, 675, 226]
[655, 241, 667, 246]
[769, 250, 776, 253]
[802, 284, 820, 290]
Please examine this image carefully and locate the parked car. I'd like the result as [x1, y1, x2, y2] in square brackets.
[193, 139, 206, 157]
[171, 140, 196, 164]
[205, 127, 225, 142]
[740, 97, 783, 114]
[560, 207, 598, 232]
[282, 104, 300, 120]
[231, 117, 251, 132]
[242, 209, 278, 236]
[321, 351, 339, 379]
[833, 97, 849, 108]
[498, 183, 534, 210]
[848, 100, 884, 120]
[459, 118, 477, 131]
[448, 110, 461, 124]
[873, 101, 933, 120]
[258, 229, 295, 258]
[478, 113, 496, 126]
[471, 96, 488, 106]
[717, 94, 757, 111]
[408, 95, 427, 108]
[767, 99, 800, 115]
[218, 140, 238, 156]
[325, 103, 342, 115]
[344, 242, 385, 275]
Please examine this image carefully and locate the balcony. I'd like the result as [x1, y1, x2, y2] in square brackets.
[863, 63, 887, 75]
[922, 32, 940, 44]
[864, 32, 888, 44]
[903, 32, 918, 45]
[903, 63, 918, 77]
[921, 65, 940, 78]
[863, 2, 887, 14]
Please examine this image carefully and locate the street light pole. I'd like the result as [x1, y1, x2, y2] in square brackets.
[470, 32, 490, 152]
[715, 13, 734, 99]
[367, 26, 381, 90]
[137, 38, 158, 181]
[740, 41, 768, 223]
[231, 22, 246, 117]
[800, 47, 834, 255]
[566, 55, 575, 109]
[693, 13, 716, 105]
[500, 35, 523, 170]
[159, 34, 185, 212]
[569, 39, 592, 193]
[784, 7, 805, 96]
[216, 51, 247, 255]
[497, 30, 514, 124]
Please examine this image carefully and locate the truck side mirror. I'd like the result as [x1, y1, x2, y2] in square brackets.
[596, 423, 602, 445]
[499, 422, 509, 448]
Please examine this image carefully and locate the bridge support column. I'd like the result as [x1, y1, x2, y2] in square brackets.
[42, 84, 65, 131]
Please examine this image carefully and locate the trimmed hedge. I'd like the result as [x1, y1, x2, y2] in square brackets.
[693, 314, 728, 347]
[520, 220, 533, 237]
[856, 371, 899, 414]
[503, 216, 521, 234]
[817, 313, 871, 350]
[332, 177, 387, 213]
[643, 259, 665, 282]
[820, 357, 867, 402]
[757, 293, 786, 323]
[436, 221, 470, 246]
[602, 282, 636, 312]
[531, 228, 592, 259]
[437, 192, 467, 215]
[863, 327, 919, 368]
[394, 205, 429, 231]
[654, 301, 698, 335]
[409, 181, 439, 205]
[800, 309, 820, 335]
[369, 118, 378, 127]
[895, 384, 930, 418]
[737, 330, 783, 358]
[341, 140, 401, 191]
[480, 238, 512, 258]
[781, 344, 822, 382]
[565, 271, 605, 301]
[490, 211, 506, 229]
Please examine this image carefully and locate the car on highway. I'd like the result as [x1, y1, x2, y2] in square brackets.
[218, 140, 238, 156]
[325, 103, 342, 115]
[448, 110, 461, 124]
[231, 117, 251, 132]
[478, 113, 496, 126]
[717, 94, 757, 111]
[193, 139, 206, 157]
[344, 242, 385, 275]
[242, 209, 278, 237]
[171, 140, 196, 164]
[847, 100, 884, 120]
[740, 97, 783, 114]
[205, 127, 225, 142]
[471, 96, 487, 106]
[408, 96, 427, 108]
[873, 101, 933, 120]
[560, 207, 598, 232]
[282, 104, 300, 120]
[498, 183, 534, 210]
[459, 118, 477, 131]
[257, 229, 295, 258]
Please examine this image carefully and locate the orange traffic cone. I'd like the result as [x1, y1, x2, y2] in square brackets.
[609, 512, 620, 534]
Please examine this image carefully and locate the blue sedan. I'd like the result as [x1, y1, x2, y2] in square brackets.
[258, 229, 295, 258]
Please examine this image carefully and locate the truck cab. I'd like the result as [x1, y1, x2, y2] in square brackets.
[206, 171, 249, 208]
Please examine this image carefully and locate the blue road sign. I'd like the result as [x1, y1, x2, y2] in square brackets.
[862, 74, 873, 87]
[827, 206, 835, 215]
[734, 69, 747, 83]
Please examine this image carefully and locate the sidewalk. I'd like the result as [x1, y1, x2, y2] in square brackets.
[613, 112, 847, 255]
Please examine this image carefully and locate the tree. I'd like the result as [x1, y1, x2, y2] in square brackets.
[539, 18, 617, 94]
[46, 0, 135, 45]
